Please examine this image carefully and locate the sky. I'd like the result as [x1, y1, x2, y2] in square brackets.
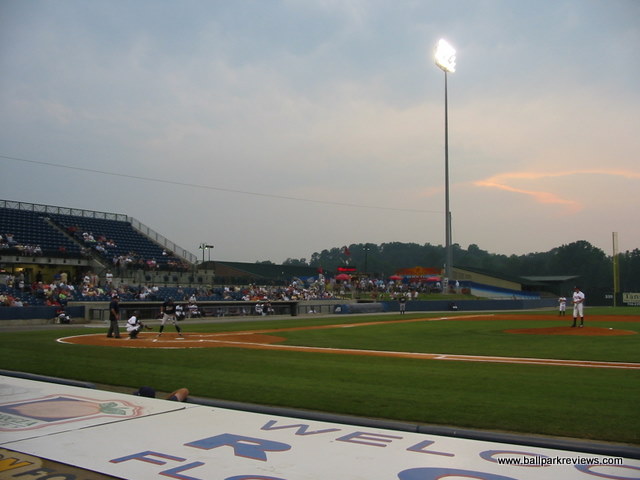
[1, 0, 639, 264]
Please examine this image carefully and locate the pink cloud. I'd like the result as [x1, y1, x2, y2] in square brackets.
[474, 169, 640, 213]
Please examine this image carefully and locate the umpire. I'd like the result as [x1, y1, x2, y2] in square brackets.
[107, 295, 121, 338]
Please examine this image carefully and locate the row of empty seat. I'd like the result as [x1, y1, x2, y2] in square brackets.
[0, 208, 82, 255]
[1, 207, 187, 268]
[48, 213, 177, 266]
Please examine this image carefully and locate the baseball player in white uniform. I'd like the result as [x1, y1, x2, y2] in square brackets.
[558, 296, 567, 316]
[126, 310, 153, 339]
[571, 287, 585, 327]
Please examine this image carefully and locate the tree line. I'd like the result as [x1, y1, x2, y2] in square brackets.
[281, 240, 640, 303]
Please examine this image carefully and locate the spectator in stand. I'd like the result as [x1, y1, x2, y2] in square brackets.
[175, 302, 186, 321]
[187, 301, 200, 318]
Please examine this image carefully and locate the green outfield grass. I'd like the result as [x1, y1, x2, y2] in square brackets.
[1, 308, 639, 444]
[278, 316, 640, 362]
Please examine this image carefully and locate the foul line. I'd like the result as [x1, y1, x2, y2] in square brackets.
[196, 338, 640, 370]
[58, 314, 640, 370]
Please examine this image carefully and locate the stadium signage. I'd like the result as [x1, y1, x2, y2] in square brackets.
[2, 376, 636, 480]
[337, 266, 357, 272]
[623, 292, 640, 305]
[105, 418, 634, 480]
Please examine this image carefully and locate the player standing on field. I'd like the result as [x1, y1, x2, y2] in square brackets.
[571, 287, 585, 327]
[158, 297, 183, 337]
[558, 295, 567, 316]
[398, 295, 407, 314]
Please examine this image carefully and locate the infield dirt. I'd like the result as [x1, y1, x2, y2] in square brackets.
[58, 314, 639, 370]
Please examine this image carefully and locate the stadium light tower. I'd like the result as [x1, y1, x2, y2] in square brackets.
[434, 38, 456, 287]
[199, 243, 214, 264]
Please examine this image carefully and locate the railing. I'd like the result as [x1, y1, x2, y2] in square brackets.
[128, 217, 197, 264]
[1, 199, 197, 264]
[1, 199, 128, 221]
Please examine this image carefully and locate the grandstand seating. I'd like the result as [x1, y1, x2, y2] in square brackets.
[1, 206, 197, 305]
[47, 213, 183, 269]
[0, 207, 82, 256]
[0, 284, 42, 306]
[1, 205, 348, 312]
[1, 207, 185, 268]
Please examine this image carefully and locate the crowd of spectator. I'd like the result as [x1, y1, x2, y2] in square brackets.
[2, 270, 426, 309]
[329, 276, 443, 299]
[0, 233, 44, 256]
[0, 271, 340, 308]
[64, 225, 192, 272]
[0, 291, 24, 307]
[1, 271, 440, 310]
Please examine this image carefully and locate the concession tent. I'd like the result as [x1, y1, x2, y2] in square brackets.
[335, 273, 352, 281]
[394, 266, 442, 282]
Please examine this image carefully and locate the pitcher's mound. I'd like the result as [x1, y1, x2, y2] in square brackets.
[505, 326, 637, 336]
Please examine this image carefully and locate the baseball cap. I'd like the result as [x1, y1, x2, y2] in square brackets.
[133, 386, 156, 398]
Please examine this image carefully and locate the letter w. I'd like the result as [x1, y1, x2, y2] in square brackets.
[261, 420, 341, 436]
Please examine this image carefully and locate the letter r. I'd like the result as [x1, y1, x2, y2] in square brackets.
[185, 433, 291, 461]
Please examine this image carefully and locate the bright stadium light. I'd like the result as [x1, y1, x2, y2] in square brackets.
[199, 243, 214, 263]
[435, 38, 456, 73]
[434, 38, 456, 289]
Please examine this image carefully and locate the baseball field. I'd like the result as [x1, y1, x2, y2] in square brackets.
[1, 307, 639, 445]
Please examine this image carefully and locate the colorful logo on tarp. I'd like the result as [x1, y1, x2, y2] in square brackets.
[0, 395, 141, 430]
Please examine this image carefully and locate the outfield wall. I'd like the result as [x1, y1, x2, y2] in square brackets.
[0, 299, 559, 323]
[336, 298, 558, 314]
[0, 305, 85, 323]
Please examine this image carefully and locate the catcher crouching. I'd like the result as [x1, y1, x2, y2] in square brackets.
[126, 311, 154, 339]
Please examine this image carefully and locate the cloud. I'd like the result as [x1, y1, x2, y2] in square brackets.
[474, 169, 640, 213]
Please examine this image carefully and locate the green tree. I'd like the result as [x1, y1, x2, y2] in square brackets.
[283, 258, 308, 266]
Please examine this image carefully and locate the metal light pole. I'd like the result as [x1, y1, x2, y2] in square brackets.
[363, 243, 370, 275]
[199, 243, 214, 264]
[435, 39, 456, 286]
[612, 232, 619, 307]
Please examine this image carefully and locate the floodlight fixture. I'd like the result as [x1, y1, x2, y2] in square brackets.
[199, 243, 214, 263]
[434, 38, 456, 286]
[435, 39, 456, 73]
